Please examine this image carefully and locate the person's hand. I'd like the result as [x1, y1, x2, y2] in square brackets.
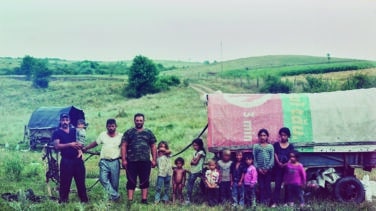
[70, 142, 82, 150]
[122, 160, 128, 169]
[238, 182, 242, 187]
[151, 160, 157, 168]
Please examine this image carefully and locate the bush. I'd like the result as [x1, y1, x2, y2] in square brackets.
[303, 75, 337, 92]
[342, 73, 372, 90]
[155, 75, 181, 91]
[259, 75, 291, 93]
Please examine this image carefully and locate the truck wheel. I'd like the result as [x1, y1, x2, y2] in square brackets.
[334, 176, 364, 203]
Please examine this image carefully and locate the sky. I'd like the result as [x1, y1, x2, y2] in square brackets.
[1, 0, 375, 62]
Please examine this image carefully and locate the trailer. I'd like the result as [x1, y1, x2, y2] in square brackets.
[207, 88, 376, 203]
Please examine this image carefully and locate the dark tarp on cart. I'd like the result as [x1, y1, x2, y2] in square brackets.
[27, 106, 85, 148]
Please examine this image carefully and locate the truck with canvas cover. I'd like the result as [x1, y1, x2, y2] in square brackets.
[26, 106, 85, 150]
[207, 88, 376, 203]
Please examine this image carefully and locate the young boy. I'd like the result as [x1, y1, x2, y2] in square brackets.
[244, 155, 257, 207]
[204, 159, 220, 207]
[230, 151, 246, 208]
[172, 157, 187, 204]
[217, 149, 233, 203]
[283, 150, 306, 208]
[76, 119, 86, 159]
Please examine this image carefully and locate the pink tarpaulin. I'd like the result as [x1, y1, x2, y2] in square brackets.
[207, 88, 376, 153]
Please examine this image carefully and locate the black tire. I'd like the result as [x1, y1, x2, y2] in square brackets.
[334, 176, 365, 203]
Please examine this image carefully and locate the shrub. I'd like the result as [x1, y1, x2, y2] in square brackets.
[341, 73, 372, 90]
[155, 75, 181, 91]
[303, 75, 338, 92]
[259, 75, 291, 93]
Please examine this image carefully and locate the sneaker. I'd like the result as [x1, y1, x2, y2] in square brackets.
[271, 203, 277, 208]
[288, 202, 294, 207]
[184, 200, 191, 205]
[232, 203, 238, 207]
[141, 199, 148, 204]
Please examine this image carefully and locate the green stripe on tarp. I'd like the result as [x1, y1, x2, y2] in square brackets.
[281, 94, 313, 147]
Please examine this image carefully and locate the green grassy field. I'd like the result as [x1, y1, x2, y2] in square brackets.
[1, 55, 376, 210]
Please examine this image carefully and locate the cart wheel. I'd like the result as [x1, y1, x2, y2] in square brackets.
[334, 176, 365, 203]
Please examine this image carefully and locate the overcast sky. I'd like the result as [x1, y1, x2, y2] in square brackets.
[1, 0, 375, 61]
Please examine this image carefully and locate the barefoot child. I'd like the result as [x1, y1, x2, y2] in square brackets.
[76, 119, 86, 159]
[154, 141, 172, 204]
[172, 157, 187, 203]
[204, 159, 220, 207]
[244, 155, 257, 207]
[283, 150, 306, 208]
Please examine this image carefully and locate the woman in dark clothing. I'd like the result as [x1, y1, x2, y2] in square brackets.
[271, 127, 294, 207]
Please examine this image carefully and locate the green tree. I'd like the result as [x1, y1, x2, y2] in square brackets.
[125, 55, 159, 98]
[20, 55, 35, 80]
[32, 59, 52, 88]
[259, 75, 291, 93]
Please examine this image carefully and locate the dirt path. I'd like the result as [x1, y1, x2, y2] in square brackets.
[189, 83, 215, 95]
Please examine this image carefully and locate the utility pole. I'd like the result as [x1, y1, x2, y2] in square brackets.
[220, 41, 223, 72]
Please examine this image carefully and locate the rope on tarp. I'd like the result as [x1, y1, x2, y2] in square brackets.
[170, 123, 208, 157]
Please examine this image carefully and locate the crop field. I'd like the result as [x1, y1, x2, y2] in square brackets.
[0, 56, 375, 210]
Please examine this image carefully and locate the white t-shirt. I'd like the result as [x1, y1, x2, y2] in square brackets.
[96, 131, 122, 159]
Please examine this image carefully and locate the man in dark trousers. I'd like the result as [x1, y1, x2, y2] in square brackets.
[53, 113, 88, 203]
[121, 113, 157, 205]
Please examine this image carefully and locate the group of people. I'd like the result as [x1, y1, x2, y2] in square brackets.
[52, 112, 307, 208]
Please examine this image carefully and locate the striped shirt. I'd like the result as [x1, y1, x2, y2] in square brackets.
[253, 143, 274, 170]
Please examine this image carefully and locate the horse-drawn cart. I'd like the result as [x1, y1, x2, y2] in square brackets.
[207, 88, 376, 203]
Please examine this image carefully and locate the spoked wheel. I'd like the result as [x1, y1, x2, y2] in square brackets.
[334, 176, 365, 203]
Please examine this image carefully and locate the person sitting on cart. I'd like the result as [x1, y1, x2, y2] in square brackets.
[83, 119, 122, 201]
[53, 113, 88, 203]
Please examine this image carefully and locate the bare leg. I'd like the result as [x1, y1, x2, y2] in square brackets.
[141, 188, 148, 200]
[172, 184, 177, 203]
[128, 189, 134, 200]
[178, 184, 183, 202]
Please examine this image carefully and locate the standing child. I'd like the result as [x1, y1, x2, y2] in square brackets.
[172, 157, 187, 204]
[272, 127, 294, 207]
[217, 149, 233, 204]
[244, 155, 257, 207]
[283, 150, 306, 208]
[185, 138, 206, 205]
[204, 159, 220, 207]
[230, 151, 247, 208]
[154, 141, 173, 204]
[76, 119, 86, 159]
[253, 128, 274, 205]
